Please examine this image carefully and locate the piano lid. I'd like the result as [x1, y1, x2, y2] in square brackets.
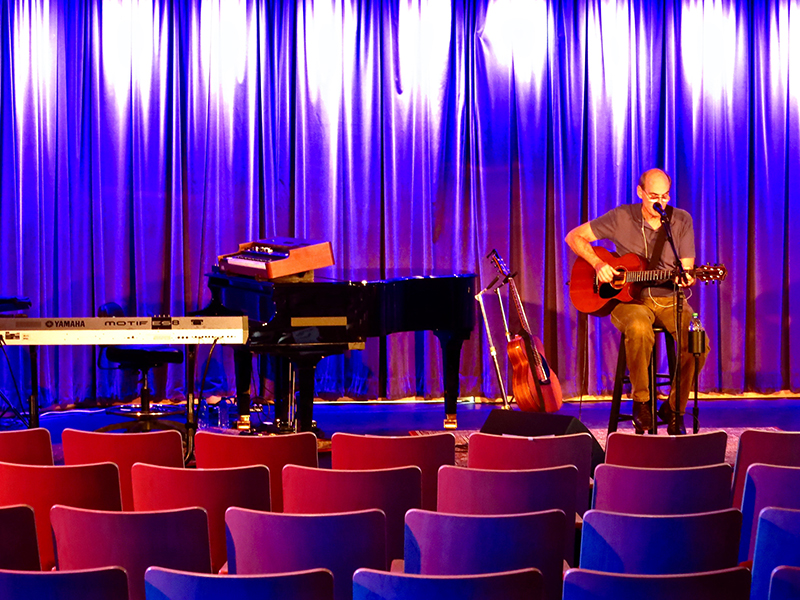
[300, 266, 476, 284]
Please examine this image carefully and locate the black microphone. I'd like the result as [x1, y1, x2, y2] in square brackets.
[653, 202, 669, 221]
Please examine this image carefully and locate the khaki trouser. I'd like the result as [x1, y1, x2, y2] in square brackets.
[610, 296, 710, 414]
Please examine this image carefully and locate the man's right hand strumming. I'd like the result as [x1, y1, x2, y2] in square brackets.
[594, 262, 619, 283]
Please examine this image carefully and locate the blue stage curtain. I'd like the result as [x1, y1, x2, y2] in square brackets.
[0, 0, 797, 410]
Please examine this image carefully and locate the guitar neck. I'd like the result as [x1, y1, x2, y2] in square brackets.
[625, 267, 694, 284]
[507, 279, 532, 336]
[507, 279, 546, 372]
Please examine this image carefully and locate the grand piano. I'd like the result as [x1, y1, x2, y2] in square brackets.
[203, 239, 476, 433]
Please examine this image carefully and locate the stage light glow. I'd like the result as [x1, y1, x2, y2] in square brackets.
[192, 0, 252, 157]
[101, 0, 170, 122]
[396, 0, 452, 96]
[769, 0, 800, 102]
[101, 0, 133, 117]
[197, 0, 250, 101]
[792, 1, 800, 101]
[132, 1, 155, 122]
[482, 0, 547, 87]
[13, 1, 55, 129]
[218, 0, 249, 103]
[299, 0, 343, 116]
[681, 0, 739, 107]
[587, 0, 634, 143]
[296, 0, 359, 189]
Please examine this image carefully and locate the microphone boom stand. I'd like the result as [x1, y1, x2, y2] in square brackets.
[658, 210, 687, 436]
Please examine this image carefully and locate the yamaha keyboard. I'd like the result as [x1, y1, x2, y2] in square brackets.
[0, 316, 248, 345]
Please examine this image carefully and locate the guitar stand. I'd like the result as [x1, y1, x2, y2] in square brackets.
[476, 285, 510, 409]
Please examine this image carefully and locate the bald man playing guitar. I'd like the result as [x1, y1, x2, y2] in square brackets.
[565, 168, 710, 435]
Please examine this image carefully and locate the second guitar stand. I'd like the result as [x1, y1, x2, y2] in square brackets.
[475, 278, 514, 410]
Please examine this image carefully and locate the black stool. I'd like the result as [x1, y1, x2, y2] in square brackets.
[608, 326, 676, 434]
[96, 303, 185, 434]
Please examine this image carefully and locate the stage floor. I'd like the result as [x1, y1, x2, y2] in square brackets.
[11, 396, 800, 444]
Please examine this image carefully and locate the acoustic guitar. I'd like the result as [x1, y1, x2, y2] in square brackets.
[488, 250, 562, 413]
[569, 247, 728, 316]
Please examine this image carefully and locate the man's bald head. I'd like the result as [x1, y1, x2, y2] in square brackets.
[636, 168, 672, 220]
[638, 168, 671, 191]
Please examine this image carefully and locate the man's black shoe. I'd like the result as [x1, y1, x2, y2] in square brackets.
[657, 401, 672, 424]
[668, 413, 687, 435]
[659, 402, 687, 435]
[632, 401, 653, 434]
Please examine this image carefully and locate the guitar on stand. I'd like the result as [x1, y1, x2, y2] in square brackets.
[487, 250, 562, 413]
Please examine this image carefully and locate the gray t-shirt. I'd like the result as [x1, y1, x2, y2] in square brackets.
[588, 204, 695, 296]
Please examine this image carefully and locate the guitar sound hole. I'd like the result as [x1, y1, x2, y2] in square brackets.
[598, 283, 621, 300]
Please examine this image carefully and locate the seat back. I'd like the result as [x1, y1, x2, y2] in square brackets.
[51, 505, 211, 600]
[769, 566, 800, 600]
[62, 429, 184, 510]
[144, 566, 334, 600]
[194, 430, 317, 512]
[352, 567, 544, 600]
[605, 430, 727, 468]
[0, 566, 128, 600]
[562, 566, 751, 600]
[0, 505, 40, 570]
[0, 461, 121, 570]
[749, 507, 800, 600]
[437, 464, 577, 565]
[579, 509, 742, 574]
[731, 430, 800, 508]
[740, 464, 800, 562]
[0, 428, 53, 465]
[404, 508, 565, 600]
[282, 464, 421, 562]
[131, 463, 269, 573]
[467, 431, 592, 515]
[592, 463, 732, 514]
[331, 432, 455, 511]
[98, 302, 125, 318]
[226, 507, 385, 600]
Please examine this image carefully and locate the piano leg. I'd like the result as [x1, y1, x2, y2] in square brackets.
[293, 356, 324, 435]
[272, 355, 290, 423]
[184, 344, 198, 462]
[29, 345, 39, 428]
[434, 331, 466, 430]
[272, 356, 293, 432]
[233, 346, 252, 431]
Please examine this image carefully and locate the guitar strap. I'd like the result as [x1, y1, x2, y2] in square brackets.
[646, 204, 674, 270]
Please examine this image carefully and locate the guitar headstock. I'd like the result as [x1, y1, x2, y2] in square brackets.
[487, 249, 511, 279]
[695, 263, 728, 283]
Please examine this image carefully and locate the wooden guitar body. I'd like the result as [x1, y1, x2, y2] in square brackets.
[508, 334, 563, 413]
[569, 247, 647, 317]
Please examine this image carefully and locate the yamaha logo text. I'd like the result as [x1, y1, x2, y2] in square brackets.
[45, 320, 86, 328]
